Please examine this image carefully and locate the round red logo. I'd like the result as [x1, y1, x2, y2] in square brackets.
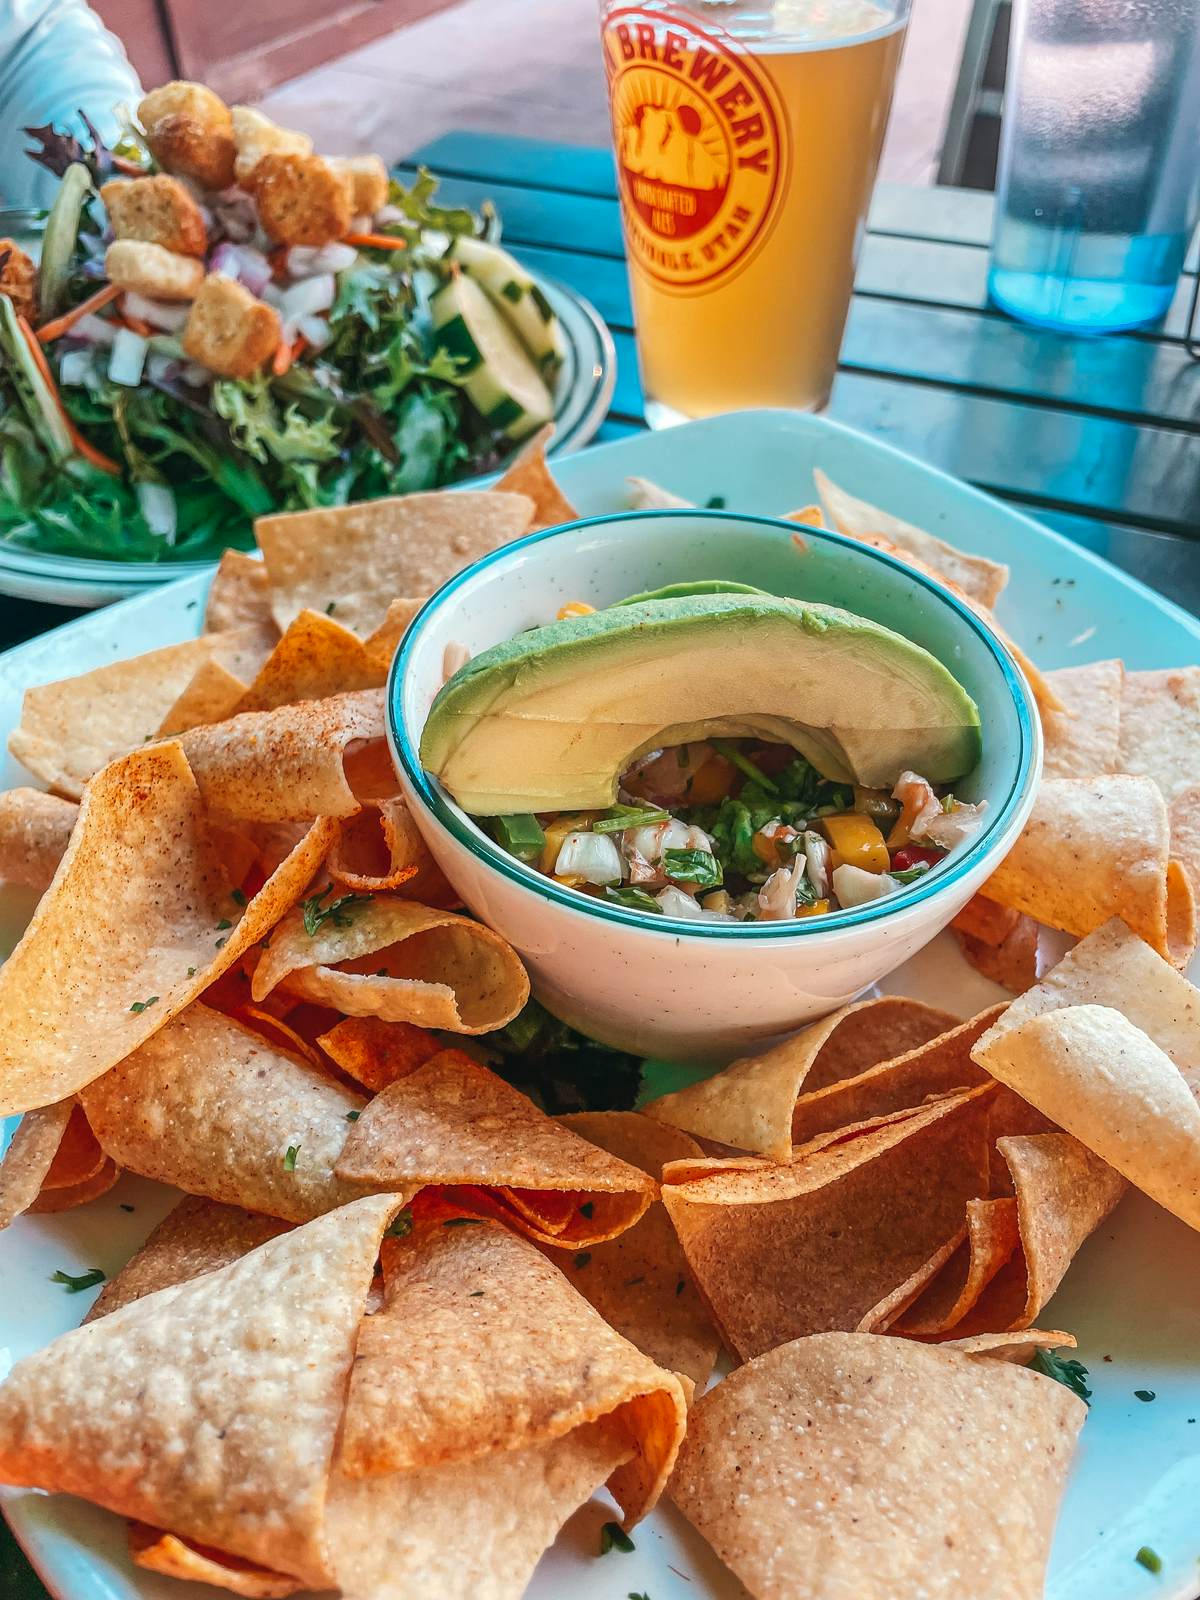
[603, 6, 789, 291]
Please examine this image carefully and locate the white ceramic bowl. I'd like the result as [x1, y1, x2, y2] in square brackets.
[389, 510, 1042, 1063]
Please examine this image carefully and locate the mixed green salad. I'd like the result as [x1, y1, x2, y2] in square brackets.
[0, 109, 564, 563]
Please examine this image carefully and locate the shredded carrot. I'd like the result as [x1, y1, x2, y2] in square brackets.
[36, 281, 121, 343]
[343, 232, 408, 252]
[16, 314, 122, 475]
[271, 333, 306, 378]
[268, 245, 290, 281]
[117, 307, 155, 338]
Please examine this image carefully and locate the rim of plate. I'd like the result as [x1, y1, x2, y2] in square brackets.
[390, 508, 1041, 940]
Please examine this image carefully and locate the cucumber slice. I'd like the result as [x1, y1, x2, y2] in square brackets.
[0, 295, 72, 461]
[38, 162, 92, 321]
[448, 237, 567, 375]
[431, 272, 553, 442]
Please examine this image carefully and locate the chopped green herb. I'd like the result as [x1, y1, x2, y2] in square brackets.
[663, 847, 723, 890]
[629, 1592, 652, 1600]
[605, 885, 664, 914]
[283, 1144, 300, 1171]
[709, 738, 778, 793]
[119, 1203, 135, 1213]
[386, 1208, 414, 1239]
[593, 804, 670, 833]
[186, 966, 196, 977]
[231, 888, 247, 906]
[578, 1201, 594, 1218]
[599, 1522, 635, 1556]
[704, 494, 726, 509]
[890, 863, 932, 884]
[51, 1267, 105, 1293]
[574, 1252, 592, 1269]
[301, 885, 371, 937]
[1134, 1389, 1156, 1402]
[1031, 1348, 1092, 1404]
[215, 918, 233, 931]
[129, 996, 159, 1014]
[675, 1278, 686, 1296]
[491, 813, 546, 862]
[443, 1217, 483, 1227]
[325, 600, 337, 614]
[214, 936, 227, 949]
[345, 1110, 361, 1122]
[1135, 1546, 1162, 1574]
[500, 279, 523, 303]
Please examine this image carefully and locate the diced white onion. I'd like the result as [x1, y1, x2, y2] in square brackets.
[803, 830, 831, 899]
[655, 885, 705, 918]
[553, 830, 623, 885]
[374, 203, 405, 225]
[123, 291, 188, 332]
[832, 863, 899, 908]
[108, 327, 148, 387]
[57, 350, 93, 387]
[629, 817, 692, 863]
[278, 273, 336, 335]
[136, 481, 177, 544]
[74, 312, 116, 345]
[288, 242, 358, 276]
[296, 313, 331, 350]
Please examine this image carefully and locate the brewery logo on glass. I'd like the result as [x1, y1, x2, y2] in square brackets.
[603, 6, 789, 291]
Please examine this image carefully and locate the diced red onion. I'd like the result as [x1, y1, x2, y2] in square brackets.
[122, 291, 189, 333]
[74, 312, 116, 345]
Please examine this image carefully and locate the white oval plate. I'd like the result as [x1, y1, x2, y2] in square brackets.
[0, 272, 615, 609]
[1, 409, 1198, 1600]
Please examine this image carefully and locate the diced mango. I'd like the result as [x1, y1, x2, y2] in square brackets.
[539, 812, 596, 873]
[796, 898, 831, 918]
[819, 813, 890, 873]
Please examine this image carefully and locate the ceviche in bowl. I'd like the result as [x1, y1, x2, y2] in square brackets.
[389, 508, 1042, 1060]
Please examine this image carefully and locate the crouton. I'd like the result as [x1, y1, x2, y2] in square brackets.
[100, 176, 208, 257]
[105, 240, 204, 301]
[139, 81, 235, 191]
[182, 274, 281, 378]
[0, 240, 37, 321]
[231, 106, 312, 187]
[328, 154, 389, 218]
[252, 153, 353, 247]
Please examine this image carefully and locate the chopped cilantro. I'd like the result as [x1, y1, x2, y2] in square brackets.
[890, 863, 931, 885]
[574, 1252, 591, 1269]
[51, 1267, 105, 1293]
[186, 966, 196, 977]
[663, 847, 722, 890]
[443, 1217, 483, 1227]
[1032, 1348, 1092, 1404]
[302, 885, 371, 937]
[214, 936, 227, 949]
[629, 1592, 652, 1600]
[1135, 1389, 1156, 1402]
[704, 494, 726, 509]
[500, 279, 523, 303]
[675, 1278, 687, 1296]
[129, 996, 158, 1014]
[216, 918, 233, 931]
[1135, 1546, 1162, 1574]
[578, 1201, 594, 1218]
[325, 600, 337, 614]
[231, 888, 247, 906]
[119, 1203, 135, 1213]
[593, 804, 669, 834]
[283, 1144, 299, 1171]
[605, 885, 665, 914]
[599, 1522, 634, 1555]
[386, 1208, 414, 1238]
[345, 1109, 361, 1122]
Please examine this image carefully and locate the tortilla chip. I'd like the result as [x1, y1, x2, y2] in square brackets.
[546, 1112, 720, 1386]
[327, 796, 431, 894]
[1119, 665, 1200, 803]
[205, 549, 276, 636]
[36, 1101, 104, 1187]
[940, 1329, 1077, 1364]
[157, 657, 249, 736]
[788, 1006, 998, 1147]
[670, 1332, 1083, 1600]
[0, 744, 336, 1117]
[786, 503, 824, 527]
[233, 609, 386, 715]
[0, 788, 78, 890]
[661, 1087, 995, 1362]
[493, 424, 578, 529]
[339, 1212, 686, 1509]
[27, 1157, 119, 1212]
[87, 1195, 289, 1322]
[0, 1098, 73, 1228]
[252, 894, 528, 1034]
[814, 468, 1009, 609]
[644, 996, 958, 1162]
[81, 1003, 370, 1223]
[955, 916, 1041, 994]
[1170, 784, 1200, 901]
[854, 1224, 967, 1333]
[981, 774, 1196, 967]
[625, 475, 691, 510]
[0, 1193, 403, 1587]
[129, 1524, 301, 1599]
[363, 597, 423, 675]
[1041, 659, 1124, 779]
[318, 1015, 443, 1090]
[8, 624, 275, 798]
[177, 687, 386, 821]
[335, 1048, 655, 1245]
[889, 1196, 1020, 1335]
[256, 490, 534, 638]
[974, 1001, 1200, 1231]
[324, 1419, 630, 1600]
[951, 892, 1020, 947]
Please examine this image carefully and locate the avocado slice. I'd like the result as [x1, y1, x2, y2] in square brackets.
[420, 594, 982, 815]
[612, 580, 765, 606]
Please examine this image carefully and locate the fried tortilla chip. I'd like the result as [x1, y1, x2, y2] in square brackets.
[1041, 659, 1124, 779]
[493, 424, 578, 529]
[335, 1048, 654, 1245]
[0, 1098, 72, 1228]
[8, 625, 275, 798]
[0, 1193, 403, 1588]
[340, 1212, 686, 1508]
[87, 1195, 289, 1322]
[645, 997, 958, 1162]
[252, 894, 528, 1033]
[0, 788, 77, 890]
[233, 609, 385, 715]
[853, 1223, 967, 1333]
[318, 1015, 443, 1090]
[940, 1329, 1077, 1364]
[1119, 665, 1200, 803]
[327, 796, 430, 894]
[255, 490, 534, 637]
[981, 774, 1196, 966]
[974, 1002, 1200, 1231]
[157, 657, 249, 736]
[788, 1006, 998, 1146]
[1170, 784, 1200, 901]
[625, 475, 691, 510]
[951, 893, 1020, 946]
[661, 1087, 995, 1361]
[547, 1112, 719, 1386]
[204, 549, 276, 635]
[129, 1524, 301, 1599]
[670, 1331, 1083, 1600]
[363, 596, 423, 675]
[955, 915, 1042, 994]
[177, 687, 386, 821]
[81, 1004, 369, 1223]
[28, 1157, 119, 1212]
[814, 469, 1009, 608]
[888, 1196, 1020, 1335]
[0, 744, 336, 1116]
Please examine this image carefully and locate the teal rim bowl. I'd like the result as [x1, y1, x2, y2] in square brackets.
[388, 509, 1040, 940]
